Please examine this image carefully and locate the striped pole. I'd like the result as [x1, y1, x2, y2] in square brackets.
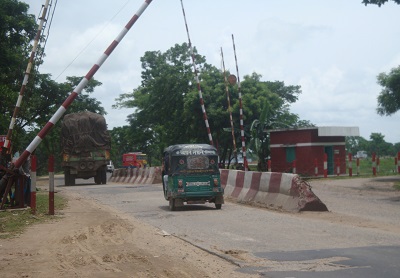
[13, 0, 153, 169]
[323, 153, 327, 178]
[377, 156, 380, 174]
[220, 47, 237, 164]
[180, 0, 213, 146]
[30, 155, 37, 214]
[4, 0, 51, 150]
[357, 158, 360, 176]
[336, 158, 340, 176]
[395, 157, 398, 174]
[292, 160, 296, 174]
[372, 152, 376, 176]
[398, 152, 400, 173]
[268, 160, 271, 172]
[48, 155, 54, 215]
[348, 153, 352, 177]
[232, 34, 247, 170]
[314, 158, 318, 176]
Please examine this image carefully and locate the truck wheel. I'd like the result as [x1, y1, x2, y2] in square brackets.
[215, 204, 222, 210]
[94, 173, 101, 184]
[101, 169, 107, 184]
[169, 198, 176, 211]
[65, 171, 75, 186]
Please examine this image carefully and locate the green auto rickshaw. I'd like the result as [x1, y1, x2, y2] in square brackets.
[162, 144, 224, 211]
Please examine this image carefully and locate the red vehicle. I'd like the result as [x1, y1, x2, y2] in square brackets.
[0, 135, 6, 148]
[122, 152, 148, 168]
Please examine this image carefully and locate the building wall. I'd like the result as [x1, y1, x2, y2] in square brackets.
[270, 129, 347, 176]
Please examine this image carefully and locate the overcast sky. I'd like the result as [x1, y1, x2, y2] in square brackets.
[24, 0, 400, 144]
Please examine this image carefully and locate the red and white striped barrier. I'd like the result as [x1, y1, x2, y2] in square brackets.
[30, 155, 37, 214]
[48, 155, 55, 215]
[220, 169, 328, 212]
[109, 167, 161, 185]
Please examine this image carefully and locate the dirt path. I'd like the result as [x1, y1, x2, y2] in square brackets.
[1, 176, 399, 278]
[0, 187, 255, 278]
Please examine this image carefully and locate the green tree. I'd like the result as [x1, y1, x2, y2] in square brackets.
[114, 43, 208, 156]
[369, 132, 395, 156]
[362, 0, 400, 6]
[114, 43, 311, 169]
[376, 66, 400, 116]
[346, 136, 369, 155]
[0, 0, 37, 134]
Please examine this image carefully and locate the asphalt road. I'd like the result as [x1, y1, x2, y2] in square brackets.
[53, 174, 400, 277]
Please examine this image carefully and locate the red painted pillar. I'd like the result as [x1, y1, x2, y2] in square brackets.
[372, 152, 376, 176]
[267, 160, 271, 172]
[323, 153, 328, 178]
[398, 152, 400, 173]
[348, 153, 352, 177]
[377, 156, 380, 174]
[48, 155, 54, 215]
[30, 155, 37, 214]
[395, 157, 398, 174]
[314, 158, 318, 177]
[357, 158, 360, 176]
[336, 158, 340, 176]
[292, 160, 296, 174]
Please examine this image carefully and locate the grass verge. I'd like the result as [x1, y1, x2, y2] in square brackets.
[0, 190, 67, 239]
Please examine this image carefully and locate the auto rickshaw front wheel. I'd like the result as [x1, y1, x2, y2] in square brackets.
[169, 198, 176, 211]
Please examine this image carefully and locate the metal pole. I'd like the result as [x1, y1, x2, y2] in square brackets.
[231, 34, 247, 170]
[180, 0, 213, 146]
[220, 47, 237, 165]
[4, 0, 51, 150]
[13, 0, 153, 169]
[30, 155, 37, 214]
[48, 155, 54, 215]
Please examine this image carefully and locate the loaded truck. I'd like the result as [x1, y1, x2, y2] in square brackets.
[61, 111, 111, 186]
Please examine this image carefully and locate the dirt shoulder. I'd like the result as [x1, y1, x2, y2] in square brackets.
[0, 184, 255, 278]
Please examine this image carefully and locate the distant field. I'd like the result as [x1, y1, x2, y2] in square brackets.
[351, 157, 399, 177]
[247, 156, 399, 178]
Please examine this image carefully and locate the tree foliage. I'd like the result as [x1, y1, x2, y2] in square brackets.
[0, 0, 36, 135]
[376, 65, 400, 116]
[114, 43, 312, 166]
[0, 1, 107, 174]
[346, 133, 399, 157]
[362, 0, 400, 6]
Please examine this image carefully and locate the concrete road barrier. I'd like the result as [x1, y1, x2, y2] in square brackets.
[109, 167, 161, 185]
[220, 169, 328, 212]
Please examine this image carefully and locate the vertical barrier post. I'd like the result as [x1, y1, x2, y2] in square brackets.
[48, 155, 54, 215]
[292, 160, 296, 174]
[267, 160, 271, 172]
[348, 153, 352, 177]
[314, 158, 318, 177]
[30, 155, 37, 214]
[372, 152, 376, 176]
[323, 153, 327, 178]
[395, 156, 398, 174]
[377, 156, 380, 174]
[336, 158, 340, 176]
[357, 158, 360, 176]
[397, 152, 400, 173]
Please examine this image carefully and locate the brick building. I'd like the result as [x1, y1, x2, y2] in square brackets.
[269, 126, 359, 176]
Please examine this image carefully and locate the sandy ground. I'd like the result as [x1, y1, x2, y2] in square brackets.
[1, 175, 399, 278]
[0, 181, 258, 278]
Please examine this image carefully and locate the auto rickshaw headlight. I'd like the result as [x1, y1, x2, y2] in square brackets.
[178, 179, 183, 188]
[213, 178, 219, 187]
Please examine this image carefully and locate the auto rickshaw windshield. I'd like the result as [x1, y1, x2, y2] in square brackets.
[170, 155, 219, 175]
